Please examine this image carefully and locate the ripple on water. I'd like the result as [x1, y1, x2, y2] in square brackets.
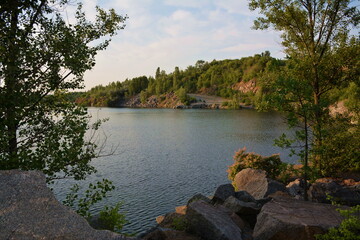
[52, 108, 296, 235]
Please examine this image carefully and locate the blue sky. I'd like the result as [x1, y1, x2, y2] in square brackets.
[75, 0, 284, 90]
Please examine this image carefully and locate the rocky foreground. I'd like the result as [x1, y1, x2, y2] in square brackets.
[143, 168, 360, 240]
[1, 169, 359, 240]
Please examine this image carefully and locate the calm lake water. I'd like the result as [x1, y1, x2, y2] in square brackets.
[52, 108, 296, 235]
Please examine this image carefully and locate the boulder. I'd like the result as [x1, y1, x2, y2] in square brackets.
[253, 197, 345, 240]
[175, 205, 187, 215]
[143, 228, 201, 240]
[0, 170, 134, 240]
[224, 196, 261, 216]
[212, 184, 235, 203]
[187, 193, 211, 205]
[309, 179, 360, 206]
[157, 212, 185, 229]
[286, 178, 306, 200]
[234, 191, 256, 203]
[255, 197, 272, 207]
[186, 200, 243, 240]
[233, 168, 287, 199]
[224, 196, 261, 228]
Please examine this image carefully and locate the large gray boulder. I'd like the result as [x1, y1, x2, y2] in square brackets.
[234, 191, 256, 203]
[186, 200, 243, 240]
[233, 168, 287, 199]
[309, 179, 360, 206]
[224, 196, 261, 216]
[212, 184, 235, 203]
[253, 197, 345, 240]
[224, 196, 261, 228]
[286, 178, 306, 200]
[0, 170, 134, 240]
[187, 193, 211, 205]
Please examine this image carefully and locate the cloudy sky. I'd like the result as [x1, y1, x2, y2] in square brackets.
[73, 0, 284, 90]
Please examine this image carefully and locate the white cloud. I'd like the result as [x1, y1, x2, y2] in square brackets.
[81, 0, 284, 89]
[163, 0, 211, 9]
[214, 0, 258, 16]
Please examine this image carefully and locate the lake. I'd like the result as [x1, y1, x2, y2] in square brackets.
[52, 108, 296, 235]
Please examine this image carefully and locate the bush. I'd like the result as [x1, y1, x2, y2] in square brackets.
[319, 115, 360, 177]
[63, 179, 127, 232]
[227, 147, 283, 181]
[99, 203, 127, 232]
[316, 205, 360, 240]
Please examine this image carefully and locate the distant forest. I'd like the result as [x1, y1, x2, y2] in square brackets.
[70, 51, 358, 111]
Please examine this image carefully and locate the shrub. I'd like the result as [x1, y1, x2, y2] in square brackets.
[316, 205, 360, 240]
[99, 203, 127, 232]
[63, 179, 127, 232]
[227, 147, 283, 181]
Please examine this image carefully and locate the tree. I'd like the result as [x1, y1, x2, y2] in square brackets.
[249, 0, 359, 183]
[249, 0, 359, 168]
[0, 0, 127, 181]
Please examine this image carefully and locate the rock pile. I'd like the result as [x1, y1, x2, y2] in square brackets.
[1, 168, 358, 240]
[145, 168, 356, 240]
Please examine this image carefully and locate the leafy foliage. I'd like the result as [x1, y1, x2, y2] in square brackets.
[316, 205, 360, 240]
[99, 203, 127, 232]
[63, 179, 127, 232]
[249, 0, 360, 197]
[0, 0, 127, 181]
[227, 147, 283, 181]
[71, 53, 283, 107]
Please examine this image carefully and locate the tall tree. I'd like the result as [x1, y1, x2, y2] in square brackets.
[249, 0, 359, 181]
[0, 0, 127, 181]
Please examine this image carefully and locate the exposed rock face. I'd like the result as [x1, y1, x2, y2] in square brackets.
[253, 197, 345, 240]
[309, 179, 360, 206]
[232, 79, 259, 94]
[233, 168, 287, 199]
[212, 184, 236, 203]
[0, 170, 133, 240]
[186, 200, 243, 240]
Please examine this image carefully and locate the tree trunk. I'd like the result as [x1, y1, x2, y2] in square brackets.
[4, 1, 20, 168]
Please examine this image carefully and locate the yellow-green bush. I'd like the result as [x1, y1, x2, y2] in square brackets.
[227, 147, 283, 181]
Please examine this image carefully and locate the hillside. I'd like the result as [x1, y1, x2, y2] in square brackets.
[72, 52, 284, 109]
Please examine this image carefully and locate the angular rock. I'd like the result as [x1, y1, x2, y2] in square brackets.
[143, 227, 201, 240]
[233, 168, 287, 199]
[255, 197, 272, 207]
[212, 184, 235, 203]
[157, 212, 184, 228]
[253, 197, 345, 240]
[224, 196, 261, 228]
[175, 205, 187, 215]
[234, 191, 256, 203]
[224, 196, 261, 215]
[0, 170, 133, 240]
[156, 216, 165, 225]
[286, 178, 306, 200]
[309, 179, 360, 206]
[187, 193, 211, 205]
[186, 200, 243, 240]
